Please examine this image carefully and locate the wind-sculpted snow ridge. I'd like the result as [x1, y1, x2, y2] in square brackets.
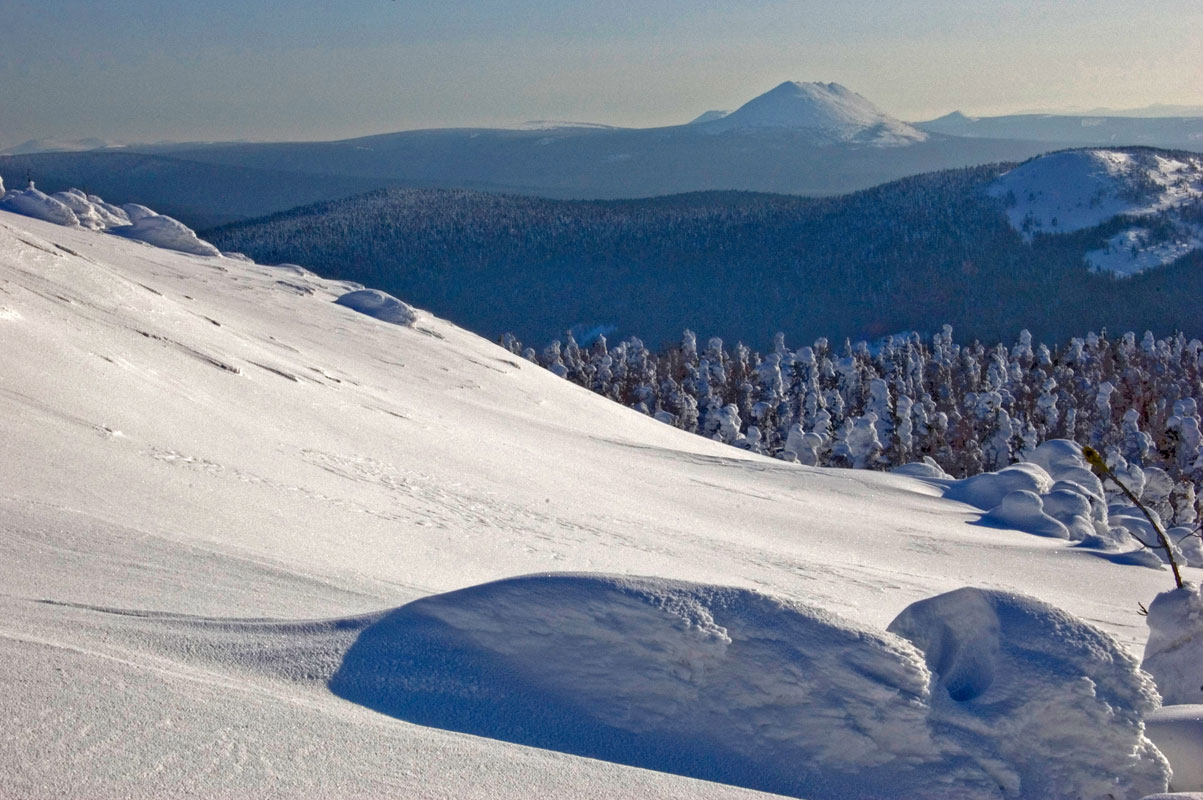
[0, 181, 220, 256]
[988, 148, 1203, 275]
[330, 573, 1169, 800]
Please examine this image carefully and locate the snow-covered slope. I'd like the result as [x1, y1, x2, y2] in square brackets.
[702, 81, 928, 145]
[988, 148, 1203, 275]
[0, 209, 1195, 797]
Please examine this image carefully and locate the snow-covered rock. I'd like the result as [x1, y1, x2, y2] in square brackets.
[701, 81, 928, 146]
[889, 587, 1170, 799]
[1143, 583, 1203, 706]
[334, 289, 417, 326]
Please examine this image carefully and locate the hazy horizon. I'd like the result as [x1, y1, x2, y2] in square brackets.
[3, 0, 1201, 145]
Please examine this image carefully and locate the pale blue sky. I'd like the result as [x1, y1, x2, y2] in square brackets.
[2, 0, 1201, 144]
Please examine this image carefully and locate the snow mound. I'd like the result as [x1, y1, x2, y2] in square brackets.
[987, 148, 1203, 274]
[51, 189, 130, 230]
[334, 289, 417, 326]
[0, 183, 221, 256]
[0, 182, 80, 226]
[1024, 439, 1105, 502]
[889, 587, 1170, 799]
[702, 81, 928, 145]
[112, 212, 221, 257]
[1143, 583, 1203, 706]
[1145, 705, 1203, 791]
[331, 573, 1169, 799]
[980, 490, 1070, 538]
[892, 458, 952, 479]
[944, 462, 1053, 510]
[330, 573, 955, 799]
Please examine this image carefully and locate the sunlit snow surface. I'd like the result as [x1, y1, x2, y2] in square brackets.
[0, 209, 1197, 798]
[988, 148, 1203, 275]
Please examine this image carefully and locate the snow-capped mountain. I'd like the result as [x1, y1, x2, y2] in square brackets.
[989, 148, 1203, 275]
[3, 82, 1060, 221]
[701, 81, 928, 145]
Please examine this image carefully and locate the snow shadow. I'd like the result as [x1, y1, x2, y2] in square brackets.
[328, 573, 948, 799]
[329, 573, 1172, 800]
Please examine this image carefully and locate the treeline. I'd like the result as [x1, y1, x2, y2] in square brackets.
[501, 325, 1203, 528]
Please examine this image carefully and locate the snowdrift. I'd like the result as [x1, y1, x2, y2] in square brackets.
[0, 181, 219, 256]
[334, 288, 417, 326]
[331, 574, 1168, 799]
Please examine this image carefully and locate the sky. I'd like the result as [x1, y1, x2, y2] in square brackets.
[2, 0, 1202, 145]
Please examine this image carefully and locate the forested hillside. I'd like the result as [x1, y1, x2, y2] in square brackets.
[207, 151, 1203, 349]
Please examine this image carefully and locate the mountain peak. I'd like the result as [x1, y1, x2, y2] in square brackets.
[701, 81, 928, 146]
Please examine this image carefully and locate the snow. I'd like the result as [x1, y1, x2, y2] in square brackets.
[943, 462, 1053, 510]
[0, 182, 220, 256]
[889, 587, 1169, 799]
[688, 110, 730, 125]
[0, 181, 81, 226]
[1086, 225, 1203, 277]
[701, 81, 928, 145]
[1145, 705, 1203, 791]
[334, 288, 418, 326]
[331, 573, 946, 799]
[980, 489, 1071, 538]
[987, 148, 1203, 275]
[1143, 583, 1203, 705]
[0, 208, 1198, 798]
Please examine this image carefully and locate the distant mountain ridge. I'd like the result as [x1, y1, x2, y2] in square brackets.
[206, 147, 1203, 349]
[7, 82, 1201, 230]
[916, 111, 1203, 150]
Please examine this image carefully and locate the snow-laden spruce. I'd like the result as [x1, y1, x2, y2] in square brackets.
[0, 181, 220, 256]
[508, 325, 1203, 549]
[331, 574, 1169, 800]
